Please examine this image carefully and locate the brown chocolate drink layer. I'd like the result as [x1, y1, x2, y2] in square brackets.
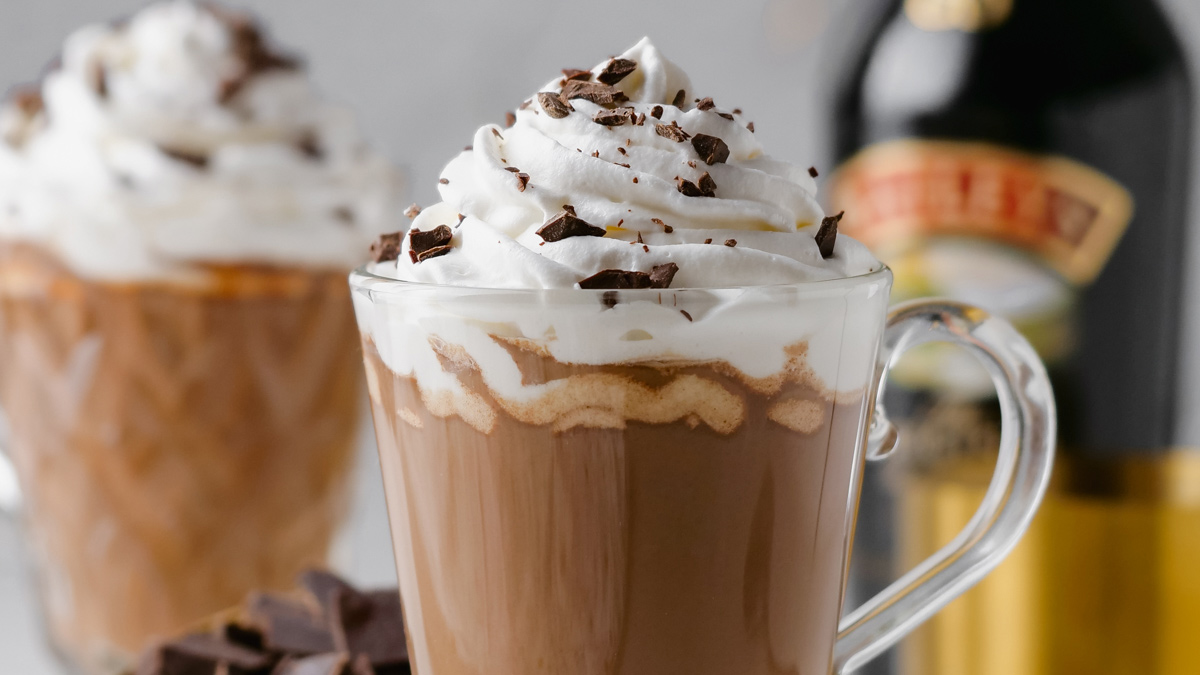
[0, 244, 362, 672]
[363, 337, 867, 675]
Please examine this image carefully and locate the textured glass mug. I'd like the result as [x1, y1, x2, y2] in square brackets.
[351, 265, 1055, 675]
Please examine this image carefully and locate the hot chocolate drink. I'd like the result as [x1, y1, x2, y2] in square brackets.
[0, 2, 404, 671]
[353, 38, 892, 675]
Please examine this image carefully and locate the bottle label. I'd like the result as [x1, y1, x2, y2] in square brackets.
[904, 0, 1013, 32]
[831, 140, 1133, 389]
[831, 140, 1133, 285]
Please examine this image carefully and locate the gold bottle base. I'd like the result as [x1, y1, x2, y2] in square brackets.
[899, 450, 1200, 675]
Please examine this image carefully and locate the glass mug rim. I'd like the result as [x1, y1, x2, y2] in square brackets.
[349, 263, 894, 297]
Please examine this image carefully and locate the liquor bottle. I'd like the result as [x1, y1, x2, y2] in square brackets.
[824, 0, 1195, 673]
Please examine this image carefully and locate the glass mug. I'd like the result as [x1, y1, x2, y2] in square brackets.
[0, 246, 363, 674]
[351, 265, 1055, 675]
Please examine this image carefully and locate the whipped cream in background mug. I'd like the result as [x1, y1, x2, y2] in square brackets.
[0, 0, 404, 281]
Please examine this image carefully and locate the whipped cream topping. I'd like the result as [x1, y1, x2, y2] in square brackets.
[0, 1, 404, 281]
[357, 39, 889, 416]
[377, 37, 879, 289]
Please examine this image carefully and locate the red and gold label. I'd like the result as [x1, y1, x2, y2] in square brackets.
[830, 140, 1133, 286]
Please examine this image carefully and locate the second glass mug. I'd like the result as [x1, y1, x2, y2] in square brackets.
[352, 265, 1055, 675]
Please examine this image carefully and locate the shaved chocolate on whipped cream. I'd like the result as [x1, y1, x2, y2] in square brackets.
[377, 37, 879, 290]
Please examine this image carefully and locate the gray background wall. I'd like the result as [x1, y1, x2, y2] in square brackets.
[1, 0, 1199, 671]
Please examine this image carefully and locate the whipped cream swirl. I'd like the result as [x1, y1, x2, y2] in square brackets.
[386, 37, 879, 289]
[0, 1, 404, 281]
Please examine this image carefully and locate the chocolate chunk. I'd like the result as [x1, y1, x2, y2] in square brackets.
[691, 134, 730, 165]
[272, 654, 346, 675]
[504, 166, 520, 172]
[13, 88, 44, 117]
[746, 121, 755, 133]
[704, 238, 713, 244]
[680, 310, 693, 321]
[297, 133, 323, 161]
[650, 218, 673, 233]
[331, 590, 408, 670]
[403, 204, 421, 219]
[491, 128, 503, 139]
[816, 211, 843, 259]
[634, 112, 646, 126]
[808, 166, 819, 178]
[537, 211, 606, 242]
[696, 97, 715, 111]
[650, 105, 664, 119]
[725, 239, 737, 247]
[223, 624, 266, 652]
[299, 570, 359, 621]
[671, 89, 687, 108]
[438, 178, 449, 184]
[560, 80, 628, 107]
[515, 172, 530, 191]
[593, 107, 636, 126]
[408, 225, 453, 263]
[676, 172, 716, 197]
[579, 269, 653, 290]
[504, 111, 516, 127]
[247, 593, 335, 655]
[369, 233, 403, 263]
[655, 122, 690, 143]
[648, 262, 679, 288]
[159, 146, 209, 169]
[158, 633, 274, 675]
[561, 68, 592, 82]
[537, 92, 572, 119]
[562, 204, 577, 215]
[716, 112, 734, 121]
[89, 60, 108, 99]
[596, 58, 637, 85]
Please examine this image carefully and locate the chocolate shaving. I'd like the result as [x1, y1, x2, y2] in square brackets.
[617, 147, 627, 155]
[561, 68, 592, 81]
[593, 107, 636, 126]
[159, 146, 209, 169]
[297, 133, 323, 161]
[746, 121, 755, 133]
[560, 80, 628, 107]
[680, 309, 693, 322]
[671, 89, 687, 108]
[634, 112, 646, 126]
[716, 112, 734, 121]
[696, 97, 715, 111]
[650, 218, 674, 233]
[704, 238, 713, 244]
[648, 262, 679, 288]
[89, 61, 108, 99]
[816, 211, 843, 259]
[330, 589, 408, 671]
[504, 111, 516, 127]
[438, 178, 449, 184]
[491, 128, 503, 139]
[691, 134, 730, 165]
[650, 105, 664, 119]
[808, 166, 819, 178]
[369, 233, 402, 263]
[408, 225, 453, 263]
[655, 122, 690, 143]
[222, 624, 266, 652]
[632, 177, 639, 183]
[537, 210, 605, 242]
[13, 88, 44, 117]
[537, 91, 572, 118]
[596, 58, 637, 85]
[725, 239, 737, 247]
[247, 593, 335, 655]
[403, 204, 421, 219]
[677, 172, 717, 197]
[579, 269, 653, 290]
[515, 172, 530, 191]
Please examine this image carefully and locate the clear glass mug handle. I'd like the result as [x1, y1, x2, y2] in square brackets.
[834, 300, 1056, 674]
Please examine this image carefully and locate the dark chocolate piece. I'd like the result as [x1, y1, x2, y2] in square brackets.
[223, 624, 266, 652]
[561, 68, 592, 81]
[297, 134, 323, 161]
[724, 239, 737, 247]
[537, 211, 606, 242]
[537, 92, 572, 118]
[816, 211, 843, 259]
[299, 570, 359, 621]
[331, 590, 408, 670]
[248, 593, 335, 655]
[671, 89, 687, 108]
[676, 172, 716, 197]
[648, 262, 679, 289]
[650, 105, 664, 119]
[369, 233, 403, 263]
[596, 58, 637, 85]
[159, 146, 209, 169]
[504, 111, 516, 127]
[408, 225, 453, 263]
[746, 121, 754, 133]
[716, 112, 734, 121]
[808, 166, 819, 178]
[90, 61, 108, 99]
[593, 107, 635, 126]
[514, 172, 530, 192]
[578, 269, 654, 290]
[273, 653, 350, 675]
[654, 122, 690, 142]
[158, 633, 274, 675]
[691, 134, 729, 165]
[650, 218, 673, 233]
[560, 80, 628, 107]
[696, 97, 715, 111]
[680, 309, 693, 321]
[438, 178, 449, 184]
